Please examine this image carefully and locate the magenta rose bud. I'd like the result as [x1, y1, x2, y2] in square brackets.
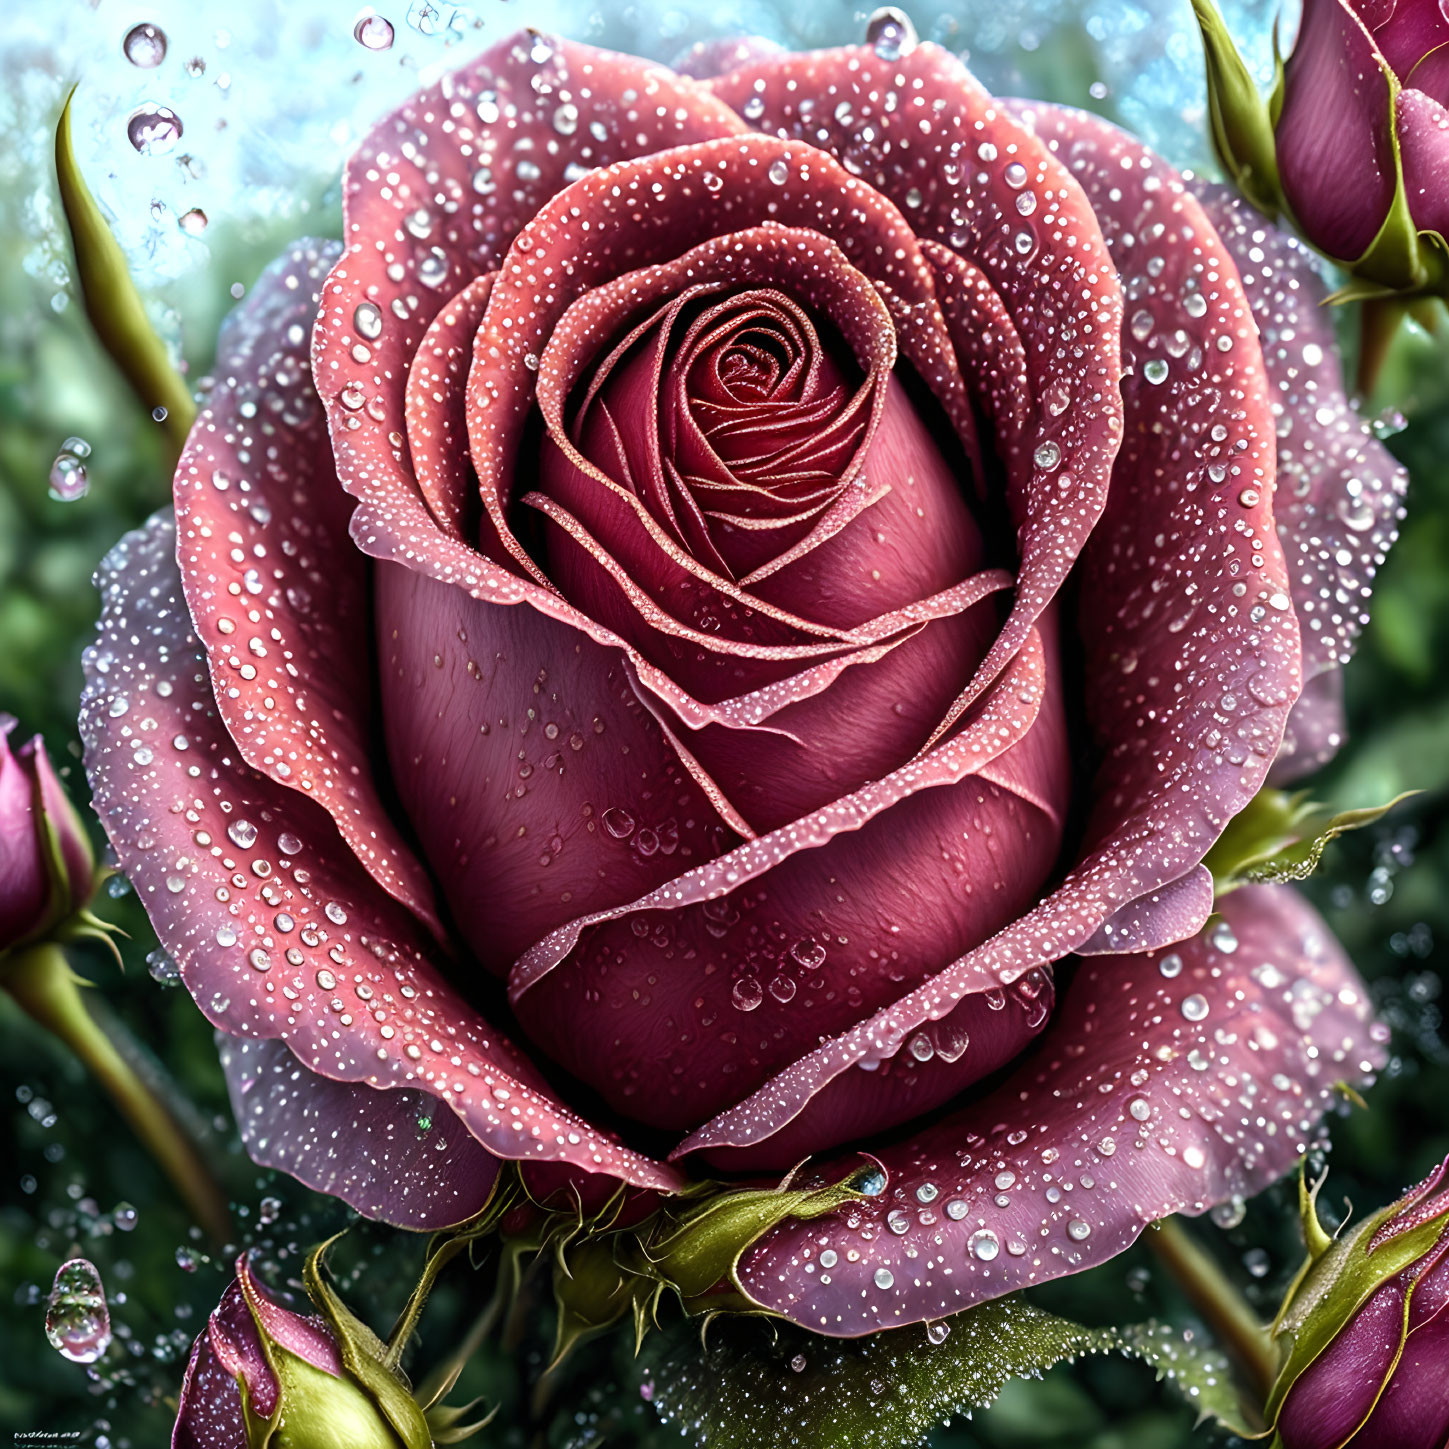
[1271, 1157, 1449, 1449]
[1196, 0, 1449, 294]
[0, 716, 95, 954]
[174, 1255, 415, 1449]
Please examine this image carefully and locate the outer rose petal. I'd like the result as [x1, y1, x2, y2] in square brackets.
[219, 1034, 501, 1229]
[708, 42, 1126, 720]
[679, 103, 1301, 1161]
[1278, 0, 1398, 261]
[736, 886, 1385, 1336]
[1397, 86, 1449, 238]
[81, 511, 680, 1192]
[172, 1325, 247, 1449]
[174, 239, 443, 935]
[1194, 183, 1406, 781]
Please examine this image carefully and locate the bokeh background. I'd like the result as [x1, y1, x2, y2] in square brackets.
[2, 1, 1446, 1445]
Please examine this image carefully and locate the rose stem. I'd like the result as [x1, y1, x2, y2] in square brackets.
[1355, 296, 1405, 402]
[1145, 1216, 1277, 1403]
[4, 942, 232, 1244]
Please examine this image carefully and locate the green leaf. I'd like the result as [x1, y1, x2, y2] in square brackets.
[1189, 0, 1282, 216]
[643, 1298, 1116, 1449]
[54, 88, 196, 454]
[1204, 788, 1415, 893]
[1117, 1322, 1259, 1438]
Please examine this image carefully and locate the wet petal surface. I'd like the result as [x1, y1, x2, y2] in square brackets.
[737, 886, 1385, 1336]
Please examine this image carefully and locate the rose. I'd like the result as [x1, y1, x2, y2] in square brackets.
[83, 22, 1402, 1336]
[0, 716, 94, 954]
[1278, 0, 1449, 270]
[1195, 0, 1449, 297]
[1268, 1156, 1449, 1449]
[174, 1254, 416, 1449]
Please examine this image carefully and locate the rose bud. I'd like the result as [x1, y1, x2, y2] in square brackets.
[174, 1254, 428, 1449]
[1269, 1156, 1449, 1449]
[0, 715, 95, 954]
[1195, 0, 1449, 299]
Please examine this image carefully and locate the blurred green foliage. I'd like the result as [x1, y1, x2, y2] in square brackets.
[2, 36, 1448, 1449]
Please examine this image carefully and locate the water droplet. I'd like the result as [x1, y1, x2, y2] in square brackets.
[1033, 440, 1061, 471]
[865, 6, 918, 59]
[731, 977, 763, 1012]
[178, 207, 208, 235]
[925, 1320, 951, 1345]
[1003, 161, 1028, 189]
[1180, 992, 1210, 1022]
[226, 818, 257, 849]
[48, 450, 89, 502]
[767, 158, 790, 186]
[873, 1267, 895, 1289]
[146, 949, 181, 986]
[353, 12, 395, 49]
[1143, 358, 1169, 386]
[915, 1181, 939, 1204]
[127, 105, 183, 156]
[1129, 1097, 1152, 1122]
[353, 301, 383, 340]
[45, 1259, 111, 1363]
[790, 1353, 808, 1372]
[113, 1202, 137, 1232]
[257, 1196, 282, 1226]
[122, 24, 167, 68]
[969, 1229, 1000, 1261]
[1337, 495, 1377, 533]
[1067, 1219, 1092, 1242]
[767, 975, 797, 1004]
[602, 807, 636, 839]
[908, 1031, 935, 1062]
[789, 938, 826, 968]
[1158, 952, 1183, 979]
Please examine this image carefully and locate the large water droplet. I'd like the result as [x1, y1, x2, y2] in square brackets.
[45, 1259, 111, 1363]
[353, 12, 396, 49]
[122, 23, 167, 68]
[865, 6, 917, 60]
[127, 105, 183, 155]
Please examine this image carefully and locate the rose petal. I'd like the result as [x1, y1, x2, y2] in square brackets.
[172, 1319, 247, 1449]
[373, 558, 746, 972]
[81, 511, 680, 1192]
[313, 33, 747, 579]
[1193, 182, 1406, 781]
[219, 1034, 501, 1229]
[405, 274, 495, 539]
[173, 239, 443, 936]
[679, 104, 1301, 1160]
[1075, 866, 1216, 956]
[464, 131, 950, 580]
[736, 885, 1384, 1336]
[1278, 0, 1397, 261]
[1370, 2, 1449, 84]
[509, 630, 1067, 1146]
[709, 42, 1126, 725]
[1397, 86, 1449, 238]
[673, 36, 784, 81]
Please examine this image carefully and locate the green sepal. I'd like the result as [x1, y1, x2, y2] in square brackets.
[271, 1349, 407, 1449]
[552, 1234, 644, 1367]
[302, 1240, 433, 1449]
[54, 89, 196, 453]
[1190, 0, 1283, 216]
[1266, 1183, 1449, 1423]
[652, 1163, 879, 1305]
[425, 1397, 495, 1445]
[1205, 787, 1415, 894]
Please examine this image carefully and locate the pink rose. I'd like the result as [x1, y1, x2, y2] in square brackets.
[83, 26, 1401, 1335]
